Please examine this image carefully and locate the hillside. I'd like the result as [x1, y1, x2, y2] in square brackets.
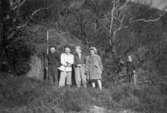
[0, 0, 167, 113]
[127, 0, 167, 10]
[0, 75, 167, 113]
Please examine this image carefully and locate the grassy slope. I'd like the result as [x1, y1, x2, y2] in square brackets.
[0, 75, 167, 113]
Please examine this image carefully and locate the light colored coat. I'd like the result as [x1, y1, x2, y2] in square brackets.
[86, 54, 103, 80]
[59, 53, 74, 72]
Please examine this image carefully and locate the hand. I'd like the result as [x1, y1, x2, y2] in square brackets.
[133, 70, 136, 73]
[66, 62, 72, 67]
[45, 67, 48, 71]
[77, 64, 81, 67]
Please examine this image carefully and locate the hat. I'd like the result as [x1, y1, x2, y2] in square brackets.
[89, 47, 97, 53]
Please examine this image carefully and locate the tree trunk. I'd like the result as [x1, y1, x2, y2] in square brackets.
[1, 0, 10, 46]
[0, 0, 13, 73]
[0, 0, 3, 46]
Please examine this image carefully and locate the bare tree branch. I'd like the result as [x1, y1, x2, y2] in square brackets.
[7, 31, 17, 40]
[112, 13, 164, 43]
[130, 13, 164, 23]
[109, 0, 116, 34]
[113, 25, 128, 36]
[10, 0, 26, 10]
[17, 5, 53, 29]
[113, 25, 128, 41]
[109, 0, 126, 46]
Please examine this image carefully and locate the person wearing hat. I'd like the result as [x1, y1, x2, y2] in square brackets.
[58, 46, 74, 87]
[86, 47, 103, 90]
[74, 46, 87, 88]
[47, 47, 58, 85]
[126, 55, 136, 83]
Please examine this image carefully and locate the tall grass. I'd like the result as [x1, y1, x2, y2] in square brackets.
[0, 76, 167, 113]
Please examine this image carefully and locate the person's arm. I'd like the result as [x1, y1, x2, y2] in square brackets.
[85, 56, 89, 72]
[70, 55, 74, 65]
[73, 55, 77, 67]
[83, 55, 86, 64]
[66, 54, 74, 66]
[60, 53, 66, 66]
[98, 55, 103, 71]
[85, 56, 89, 79]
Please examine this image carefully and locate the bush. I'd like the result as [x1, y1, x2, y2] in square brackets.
[0, 76, 167, 113]
[6, 36, 35, 75]
[59, 88, 92, 112]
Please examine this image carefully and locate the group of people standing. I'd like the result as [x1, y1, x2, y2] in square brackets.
[46, 46, 103, 90]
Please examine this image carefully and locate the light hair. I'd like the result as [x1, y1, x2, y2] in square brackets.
[75, 46, 81, 50]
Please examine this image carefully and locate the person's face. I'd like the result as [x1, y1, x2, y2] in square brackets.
[65, 47, 71, 54]
[90, 49, 95, 55]
[50, 48, 56, 53]
[75, 47, 81, 53]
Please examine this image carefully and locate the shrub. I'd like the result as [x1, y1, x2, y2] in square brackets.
[58, 88, 92, 112]
[6, 36, 35, 75]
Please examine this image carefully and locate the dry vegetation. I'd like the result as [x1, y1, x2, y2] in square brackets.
[0, 75, 167, 113]
[0, 0, 167, 113]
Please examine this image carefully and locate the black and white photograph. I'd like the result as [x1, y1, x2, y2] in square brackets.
[0, 0, 167, 113]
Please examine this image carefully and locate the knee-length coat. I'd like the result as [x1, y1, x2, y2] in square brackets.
[86, 54, 103, 80]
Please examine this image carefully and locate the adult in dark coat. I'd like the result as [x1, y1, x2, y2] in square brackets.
[48, 47, 58, 85]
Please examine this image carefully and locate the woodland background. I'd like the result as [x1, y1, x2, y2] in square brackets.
[0, 0, 167, 113]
